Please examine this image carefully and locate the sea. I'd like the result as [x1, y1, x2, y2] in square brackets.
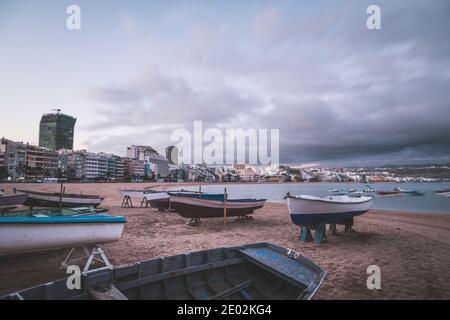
[179, 182, 450, 214]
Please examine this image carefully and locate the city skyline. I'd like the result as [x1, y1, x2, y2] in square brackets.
[1, 1, 450, 166]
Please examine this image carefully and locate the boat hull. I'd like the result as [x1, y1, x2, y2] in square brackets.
[1, 243, 326, 300]
[0, 194, 28, 208]
[287, 195, 373, 226]
[148, 198, 170, 210]
[0, 216, 125, 255]
[169, 194, 266, 218]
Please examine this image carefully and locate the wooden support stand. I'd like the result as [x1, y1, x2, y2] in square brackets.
[121, 195, 133, 208]
[298, 218, 354, 244]
[299, 226, 313, 242]
[328, 218, 354, 236]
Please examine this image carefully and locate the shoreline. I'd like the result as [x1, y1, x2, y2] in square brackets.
[0, 182, 449, 299]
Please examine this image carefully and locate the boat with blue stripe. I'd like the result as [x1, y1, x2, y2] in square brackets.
[0, 214, 126, 255]
[286, 194, 373, 226]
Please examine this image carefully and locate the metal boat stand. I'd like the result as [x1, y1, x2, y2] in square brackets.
[140, 197, 150, 208]
[121, 195, 133, 208]
[61, 245, 113, 273]
[235, 215, 254, 222]
[188, 217, 201, 227]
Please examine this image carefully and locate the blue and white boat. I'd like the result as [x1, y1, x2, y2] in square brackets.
[0, 214, 126, 255]
[286, 194, 373, 226]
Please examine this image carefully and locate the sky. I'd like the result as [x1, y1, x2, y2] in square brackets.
[1, 0, 449, 166]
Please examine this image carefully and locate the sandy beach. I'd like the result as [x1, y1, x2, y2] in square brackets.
[0, 182, 449, 299]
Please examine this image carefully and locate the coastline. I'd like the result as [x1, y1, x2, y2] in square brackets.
[0, 182, 449, 299]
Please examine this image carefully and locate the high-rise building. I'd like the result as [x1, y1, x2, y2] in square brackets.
[166, 145, 178, 165]
[39, 111, 76, 150]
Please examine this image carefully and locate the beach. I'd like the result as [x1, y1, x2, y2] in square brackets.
[0, 182, 449, 299]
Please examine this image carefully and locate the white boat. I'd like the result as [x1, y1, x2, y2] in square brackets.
[0, 215, 126, 255]
[119, 189, 149, 198]
[286, 194, 373, 226]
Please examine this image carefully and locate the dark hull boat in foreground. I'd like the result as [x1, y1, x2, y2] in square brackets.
[168, 192, 266, 225]
[1, 243, 326, 300]
[15, 189, 104, 208]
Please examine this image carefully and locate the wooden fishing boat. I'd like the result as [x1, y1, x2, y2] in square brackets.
[15, 189, 103, 208]
[0, 194, 28, 209]
[168, 192, 266, 224]
[0, 206, 109, 217]
[1, 242, 326, 300]
[377, 190, 401, 196]
[0, 214, 126, 255]
[286, 194, 373, 226]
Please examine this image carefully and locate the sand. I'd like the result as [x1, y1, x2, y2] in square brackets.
[0, 182, 449, 299]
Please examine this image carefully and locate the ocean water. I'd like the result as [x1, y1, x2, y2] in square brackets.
[179, 182, 450, 214]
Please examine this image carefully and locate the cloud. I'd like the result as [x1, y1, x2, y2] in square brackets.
[83, 0, 450, 165]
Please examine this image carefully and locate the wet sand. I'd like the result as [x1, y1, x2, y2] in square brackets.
[0, 183, 449, 299]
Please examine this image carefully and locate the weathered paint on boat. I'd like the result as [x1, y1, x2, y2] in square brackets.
[0, 215, 125, 255]
[1, 242, 326, 300]
[286, 194, 373, 226]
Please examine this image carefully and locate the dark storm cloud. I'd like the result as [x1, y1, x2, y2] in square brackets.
[86, 0, 450, 165]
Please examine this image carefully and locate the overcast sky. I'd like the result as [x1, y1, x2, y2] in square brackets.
[1, 0, 449, 166]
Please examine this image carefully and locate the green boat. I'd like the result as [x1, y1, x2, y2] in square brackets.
[0, 206, 109, 217]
